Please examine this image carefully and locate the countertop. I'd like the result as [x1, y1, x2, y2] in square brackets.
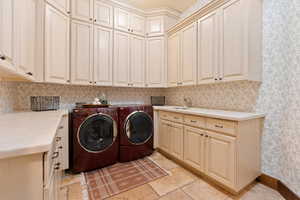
[0, 110, 68, 160]
[153, 106, 265, 121]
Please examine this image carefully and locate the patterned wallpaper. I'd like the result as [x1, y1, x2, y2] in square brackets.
[0, 0, 299, 196]
[0, 82, 163, 112]
[169, 0, 300, 196]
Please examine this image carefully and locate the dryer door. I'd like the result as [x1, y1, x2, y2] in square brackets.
[125, 111, 153, 145]
[78, 114, 117, 153]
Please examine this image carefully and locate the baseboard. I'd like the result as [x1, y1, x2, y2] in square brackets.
[257, 174, 299, 200]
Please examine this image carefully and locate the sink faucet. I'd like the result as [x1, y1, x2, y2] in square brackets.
[183, 97, 192, 108]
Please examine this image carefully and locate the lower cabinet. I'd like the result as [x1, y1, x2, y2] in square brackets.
[205, 130, 236, 188]
[183, 126, 205, 172]
[159, 120, 183, 160]
[157, 111, 262, 193]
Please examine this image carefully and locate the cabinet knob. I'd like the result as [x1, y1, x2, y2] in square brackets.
[52, 152, 59, 159]
[94, 19, 97, 22]
[128, 28, 130, 31]
[214, 78, 218, 81]
[89, 81, 93, 84]
[56, 137, 62, 142]
[67, 11, 70, 14]
[90, 18, 93, 21]
[205, 135, 209, 138]
[219, 78, 223, 80]
[67, 80, 70, 83]
[26, 72, 33, 76]
[0, 55, 6, 60]
[94, 81, 97, 84]
[131, 29, 133, 32]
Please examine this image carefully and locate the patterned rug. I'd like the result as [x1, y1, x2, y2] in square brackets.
[84, 157, 168, 200]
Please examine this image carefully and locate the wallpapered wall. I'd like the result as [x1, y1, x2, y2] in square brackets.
[0, 0, 299, 196]
[175, 0, 300, 196]
[0, 82, 163, 112]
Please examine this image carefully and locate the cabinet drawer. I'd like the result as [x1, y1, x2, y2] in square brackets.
[206, 118, 237, 136]
[184, 115, 206, 128]
[160, 111, 183, 123]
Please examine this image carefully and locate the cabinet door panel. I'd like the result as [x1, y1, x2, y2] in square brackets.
[167, 33, 180, 87]
[114, 8, 130, 32]
[170, 122, 184, 160]
[146, 16, 164, 37]
[45, 4, 70, 84]
[71, 20, 93, 85]
[159, 120, 171, 152]
[130, 35, 145, 87]
[130, 14, 145, 36]
[146, 37, 165, 87]
[94, 26, 113, 85]
[94, 1, 113, 28]
[71, 0, 93, 22]
[16, 0, 37, 79]
[47, 0, 70, 15]
[180, 23, 197, 86]
[198, 11, 218, 84]
[114, 31, 130, 86]
[0, 0, 17, 70]
[184, 126, 205, 171]
[206, 131, 236, 188]
[219, 0, 246, 81]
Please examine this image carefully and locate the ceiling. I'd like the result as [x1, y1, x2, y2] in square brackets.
[115, 0, 197, 12]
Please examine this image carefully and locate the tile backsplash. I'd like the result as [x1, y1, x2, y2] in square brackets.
[0, 82, 163, 112]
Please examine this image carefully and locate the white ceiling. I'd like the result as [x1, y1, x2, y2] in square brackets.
[115, 0, 197, 12]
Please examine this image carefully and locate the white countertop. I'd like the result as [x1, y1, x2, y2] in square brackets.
[153, 106, 265, 121]
[0, 110, 68, 160]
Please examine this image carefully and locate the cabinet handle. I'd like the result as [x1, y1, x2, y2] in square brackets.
[205, 135, 209, 138]
[190, 120, 197, 123]
[128, 28, 130, 31]
[26, 72, 33, 76]
[52, 152, 59, 159]
[200, 134, 204, 136]
[215, 125, 224, 128]
[131, 29, 133, 32]
[56, 137, 62, 142]
[58, 146, 63, 149]
[58, 126, 64, 130]
[0, 55, 6, 60]
[174, 117, 179, 119]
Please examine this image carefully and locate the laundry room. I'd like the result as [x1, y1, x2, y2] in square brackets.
[0, 0, 299, 200]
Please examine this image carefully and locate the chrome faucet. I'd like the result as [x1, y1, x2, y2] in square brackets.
[183, 97, 192, 108]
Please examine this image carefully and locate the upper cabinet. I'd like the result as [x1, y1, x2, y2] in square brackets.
[71, 0, 93, 22]
[114, 31, 145, 87]
[71, 20, 93, 85]
[146, 16, 164, 37]
[94, 0, 113, 28]
[47, 0, 70, 15]
[146, 37, 165, 88]
[167, 22, 197, 87]
[16, 0, 38, 80]
[45, 4, 70, 84]
[0, 0, 17, 72]
[115, 8, 145, 36]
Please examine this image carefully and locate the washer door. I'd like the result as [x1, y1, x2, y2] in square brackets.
[125, 111, 153, 145]
[78, 114, 117, 153]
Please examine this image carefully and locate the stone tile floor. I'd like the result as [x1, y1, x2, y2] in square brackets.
[60, 152, 284, 200]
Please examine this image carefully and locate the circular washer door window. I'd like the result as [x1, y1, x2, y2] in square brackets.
[78, 114, 117, 153]
[125, 111, 153, 145]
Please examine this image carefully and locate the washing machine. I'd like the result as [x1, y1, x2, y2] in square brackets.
[117, 105, 154, 162]
[70, 107, 119, 173]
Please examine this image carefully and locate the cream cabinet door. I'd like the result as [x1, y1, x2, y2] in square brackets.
[114, 8, 130, 32]
[169, 122, 184, 160]
[0, 0, 17, 71]
[130, 14, 145, 36]
[71, 20, 93, 85]
[71, 0, 93, 22]
[94, 26, 113, 86]
[159, 120, 171, 152]
[219, 0, 246, 81]
[130, 35, 145, 87]
[146, 37, 165, 88]
[45, 4, 70, 84]
[167, 33, 180, 87]
[114, 31, 130, 87]
[180, 22, 197, 86]
[47, 0, 70, 15]
[198, 11, 219, 84]
[146, 16, 164, 37]
[94, 1, 113, 28]
[205, 131, 236, 188]
[184, 126, 205, 172]
[16, 0, 37, 80]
